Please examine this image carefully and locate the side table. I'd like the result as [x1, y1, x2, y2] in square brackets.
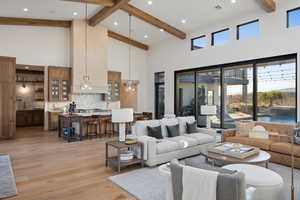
[105, 140, 144, 172]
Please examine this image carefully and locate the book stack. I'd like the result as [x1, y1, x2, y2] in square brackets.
[120, 150, 134, 161]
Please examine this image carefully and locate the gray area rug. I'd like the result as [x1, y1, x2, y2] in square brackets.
[109, 156, 300, 200]
[0, 155, 17, 199]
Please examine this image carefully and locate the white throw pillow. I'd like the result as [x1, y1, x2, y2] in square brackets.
[249, 126, 269, 139]
[235, 121, 255, 137]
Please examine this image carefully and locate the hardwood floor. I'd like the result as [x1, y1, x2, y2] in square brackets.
[0, 127, 136, 200]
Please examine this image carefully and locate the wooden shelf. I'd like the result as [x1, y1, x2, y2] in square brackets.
[16, 80, 44, 83]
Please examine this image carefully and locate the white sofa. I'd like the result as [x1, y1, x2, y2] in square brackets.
[131, 116, 217, 167]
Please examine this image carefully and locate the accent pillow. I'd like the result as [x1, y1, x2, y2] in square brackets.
[293, 130, 300, 145]
[147, 126, 163, 139]
[235, 121, 255, 137]
[249, 126, 269, 139]
[166, 124, 180, 138]
[186, 121, 197, 134]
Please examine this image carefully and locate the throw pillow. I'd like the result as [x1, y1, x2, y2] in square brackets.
[293, 130, 300, 145]
[166, 124, 180, 138]
[186, 121, 197, 134]
[235, 121, 255, 137]
[249, 126, 269, 139]
[147, 126, 163, 139]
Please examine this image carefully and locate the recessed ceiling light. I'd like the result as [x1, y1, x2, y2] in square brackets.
[73, 12, 78, 16]
[181, 19, 186, 24]
[114, 21, 118, 26]
[147, 1, 153, 5]
[231, 0, 236, 3]
[144, 35, 148, 38]
[160, 29, 164, 32]
[23, 8, 29, 12]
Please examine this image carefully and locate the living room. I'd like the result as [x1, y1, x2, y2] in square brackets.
[0, 0, 300, 200]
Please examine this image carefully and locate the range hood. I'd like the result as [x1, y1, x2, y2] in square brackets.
[71, 20, 108, 94]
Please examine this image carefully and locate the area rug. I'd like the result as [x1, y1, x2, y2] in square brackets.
[108, 156, 300, 200]
[0, 155, 18, 199]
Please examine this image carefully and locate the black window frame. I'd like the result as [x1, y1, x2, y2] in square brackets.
[287, 7, 300, 28]
[237, 19, 259, 40]
[191, 35, 206, 51]
[211, 28, 230, 46]
[174, 54, 298, 129]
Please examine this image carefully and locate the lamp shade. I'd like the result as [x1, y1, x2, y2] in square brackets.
[201, 105, 217, 115]
[112, 108, 134, 123]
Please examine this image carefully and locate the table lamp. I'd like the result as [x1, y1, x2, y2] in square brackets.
[112, 108, 134, 142]
[200, 105, 217, 129]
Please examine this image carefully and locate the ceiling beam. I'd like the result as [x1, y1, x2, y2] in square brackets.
[108, 30, 149, 50]
[0, 17, 71, 28]
[256, 0, 276, 12]
[121, 4, 186, 39]
[88, 0, 131, 26]
[63, 0, 115, 7]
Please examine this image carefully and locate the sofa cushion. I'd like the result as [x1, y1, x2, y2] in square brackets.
[147, 126, 163, 139]
[166, 124, 180, 138]
[156, 140, 180, 154]
[166, 136, 199, 149]
[186, 121, 197, 134]
[270, 142, 300, 157]
[161, 118, 179, 138]
[135, 120, 161, 137]
[225, 136, 273, 150]
[177, 116, 196, 135]
[185, 133, 215, 144]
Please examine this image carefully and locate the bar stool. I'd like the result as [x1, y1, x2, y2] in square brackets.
[86, 118, 100, 139]
[106, 118, 117, 137]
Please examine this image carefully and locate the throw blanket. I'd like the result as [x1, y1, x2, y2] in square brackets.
[182, 165, 219, 200]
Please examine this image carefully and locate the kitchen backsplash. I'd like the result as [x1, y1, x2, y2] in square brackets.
[45, 94, 120, 111]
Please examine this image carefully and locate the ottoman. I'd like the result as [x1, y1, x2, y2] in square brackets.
[223, 164, 283, 200]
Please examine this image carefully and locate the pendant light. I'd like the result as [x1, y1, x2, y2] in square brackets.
[125, 14, 136, 92]
[80, 1, 92, 91]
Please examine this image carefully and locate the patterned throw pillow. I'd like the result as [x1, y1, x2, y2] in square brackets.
[235, 121, 255, 137]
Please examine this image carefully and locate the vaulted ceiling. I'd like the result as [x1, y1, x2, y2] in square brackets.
[0, 0, 280, 45]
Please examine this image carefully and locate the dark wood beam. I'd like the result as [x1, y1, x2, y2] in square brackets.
[0, 17, 71, 28]
[108, 30, 149, 50]
[88, 0, 131, 26]
[121, 4, 186, 39]
[63, 0, 115, 7]
[256, 0, 276, 12]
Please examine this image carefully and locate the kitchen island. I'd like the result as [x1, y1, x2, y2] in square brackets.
[58, 112, 152, 142]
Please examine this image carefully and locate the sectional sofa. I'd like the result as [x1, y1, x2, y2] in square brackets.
[131, 116, 217, 167]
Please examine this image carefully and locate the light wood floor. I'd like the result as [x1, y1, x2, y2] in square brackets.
[0, 127, 136, 200]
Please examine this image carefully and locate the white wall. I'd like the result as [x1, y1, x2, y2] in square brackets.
[147, 1, 300, 120]
[0, 25, 70, 66]
[108, 37, 149, 112]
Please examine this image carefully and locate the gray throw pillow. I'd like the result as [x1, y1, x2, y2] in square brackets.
[147, 126, 163, 139]
[294, 130, 300, 145]
[186, 121, 197, 134]
[166, 124, 180, 137]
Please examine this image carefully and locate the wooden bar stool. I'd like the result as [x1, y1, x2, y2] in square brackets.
[106, 119, 117, 137]
[86, 117, 100, 139]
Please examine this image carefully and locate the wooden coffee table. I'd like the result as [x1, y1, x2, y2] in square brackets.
[201, 149, 271, 168]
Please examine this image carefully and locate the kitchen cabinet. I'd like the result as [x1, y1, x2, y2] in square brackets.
[48, 67, 71, 101]
[0, 56, 16, 139]
[107, 71, 121, 102]
[16, 110, 44, 127]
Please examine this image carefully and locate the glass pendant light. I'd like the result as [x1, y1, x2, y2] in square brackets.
[125, 14, 136, 93]
[80, 1, 92, 91]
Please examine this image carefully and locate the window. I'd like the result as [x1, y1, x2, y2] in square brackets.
[155, 72, 165, 119]
[175, 54, 297, 128]
[212, 29, 229, 46]
[191, 35, 206, 50]
[237, 20, 259, 40]
[287, 7, 300, 28]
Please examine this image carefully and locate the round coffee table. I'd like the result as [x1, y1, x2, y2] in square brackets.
[201, 149, 271, 168]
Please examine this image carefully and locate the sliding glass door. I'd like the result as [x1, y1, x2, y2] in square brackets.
[196, 69, 221, 128]
[175, 54, 297, 128]
[256, 59, 296, 124]
[223, 64, 254, 128]
[175, 72, 196, 116]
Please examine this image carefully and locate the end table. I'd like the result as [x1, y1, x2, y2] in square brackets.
[105, 140, 144, 172]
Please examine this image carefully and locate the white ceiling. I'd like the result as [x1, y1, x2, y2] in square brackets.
[0, 0, 282, 45]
